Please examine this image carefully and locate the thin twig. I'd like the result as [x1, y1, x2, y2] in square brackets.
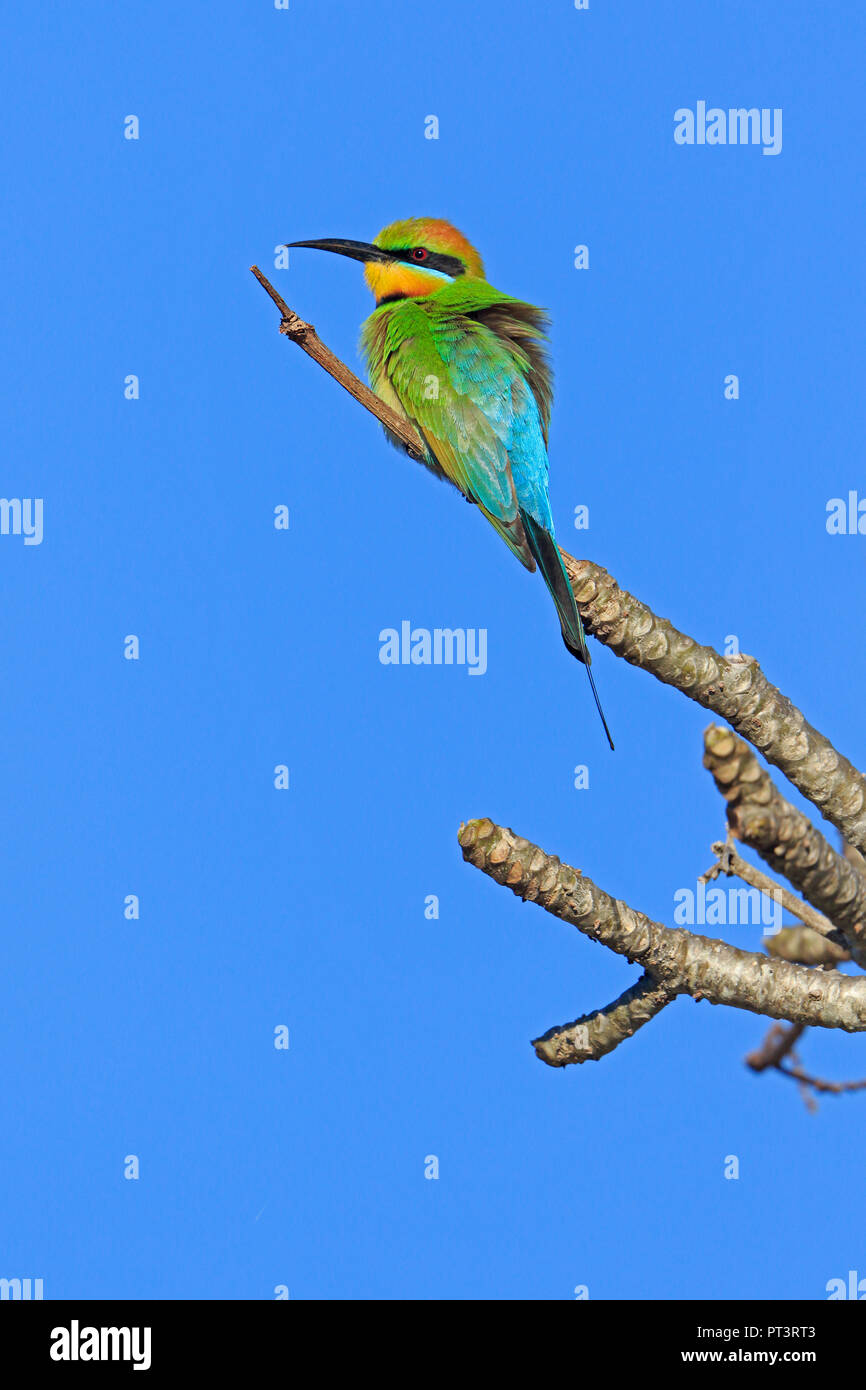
[776, 1064, 866, 1096]
[251, 265, 425, 459]
[744, 1020, 866, 1102]
[745, 1021, 806, 1072]
[701, 838, 843, 945]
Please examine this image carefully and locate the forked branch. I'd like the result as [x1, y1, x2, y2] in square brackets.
[457, 818, 866, 1033]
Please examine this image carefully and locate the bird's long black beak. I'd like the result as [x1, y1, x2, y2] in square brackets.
[287, 238, 393, 265]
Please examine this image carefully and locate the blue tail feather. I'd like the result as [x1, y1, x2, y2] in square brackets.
[519, 510, 615, 751]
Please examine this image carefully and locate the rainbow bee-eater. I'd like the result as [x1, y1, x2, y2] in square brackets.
[289, 218, 613, 748]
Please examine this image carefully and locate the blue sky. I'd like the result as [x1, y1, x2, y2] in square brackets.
[2, 0, 864, 1300]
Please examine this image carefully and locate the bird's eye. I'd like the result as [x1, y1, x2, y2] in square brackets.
[411, 247, 429, 262]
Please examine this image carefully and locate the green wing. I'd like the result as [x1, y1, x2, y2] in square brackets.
[361, 283, 551, 571]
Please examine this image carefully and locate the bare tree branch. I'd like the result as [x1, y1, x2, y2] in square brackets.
[532, 972, 676, 1068]
[457, 818, 866, 1033]
[563, 558, 866, 856]
[765, 927, 849, 968]
[703, 725, 866, 965]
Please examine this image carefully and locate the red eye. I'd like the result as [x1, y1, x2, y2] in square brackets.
[412, 247, 429, 262]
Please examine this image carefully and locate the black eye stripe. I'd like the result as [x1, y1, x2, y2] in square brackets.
[390, 248, 466, 277]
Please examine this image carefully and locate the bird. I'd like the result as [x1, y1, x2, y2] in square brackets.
[288, 218, 613, 749]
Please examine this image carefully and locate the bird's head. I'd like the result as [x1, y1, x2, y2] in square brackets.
[288, 218, 485, 304]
